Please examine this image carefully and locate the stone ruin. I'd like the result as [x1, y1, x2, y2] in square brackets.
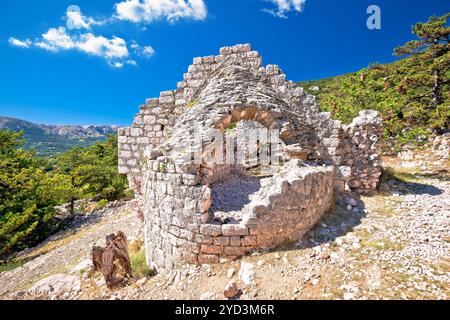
[118, 44, 383, 271]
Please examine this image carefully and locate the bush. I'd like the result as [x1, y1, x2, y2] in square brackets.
[95, 199, 109, 210]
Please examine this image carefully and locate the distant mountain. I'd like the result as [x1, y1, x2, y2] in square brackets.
[0, 116, 119, 156]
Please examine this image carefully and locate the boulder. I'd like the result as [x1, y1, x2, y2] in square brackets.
[27, 274, 81, 297]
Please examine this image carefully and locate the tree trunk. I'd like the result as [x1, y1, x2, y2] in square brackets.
[91, 231, 133, 289]
[431, 69, 441, 109]
[70, 176, 75, 215]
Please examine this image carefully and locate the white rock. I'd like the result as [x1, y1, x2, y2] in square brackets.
[136, 277, 148, 286]
[70, 259, 93, 275]
[343, 292, 355, 300]
[227, 268, 236, 279]
[200, 292, 216, 300]
[28, 274, 81, 297]
[239, 262, 255, 285]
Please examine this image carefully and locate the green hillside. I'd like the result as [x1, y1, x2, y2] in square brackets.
[299, 14, 449, 152]
[0, 116, 117, 156]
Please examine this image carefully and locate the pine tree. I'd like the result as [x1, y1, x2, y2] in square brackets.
[0, 130, 57, 257]
[394, 13, 450, 133]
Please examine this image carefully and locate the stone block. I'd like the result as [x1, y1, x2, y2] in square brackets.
[222, 224, 249, 236]
[196, 234, 213, 244]
[241, 236, 257, 246]
[198, 254, 219, 264]
[200, 224, 222, 237]
[224, 246, 247, 256]
[229, 236, 241, 247]
[213, 236, 230, 246]
[200, 244, 223, 255]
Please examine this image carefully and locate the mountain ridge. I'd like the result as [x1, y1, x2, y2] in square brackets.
[0, 116, 118, 156]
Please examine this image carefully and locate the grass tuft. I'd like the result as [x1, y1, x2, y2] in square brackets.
[130, 249, 155, 278]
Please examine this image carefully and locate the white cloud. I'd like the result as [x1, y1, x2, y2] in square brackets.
[131, 40, 155, 58]
[8, 4, 165, 68]
[8, 37, 32, 48]
[126, 59, 138, 66]
[115, 0, 207, 23]
[11, 26, 153, 68]
[33, 27, 129, 67]
[142, 46, 155, 57]
[263, 0, 306, 18]
[78, 33, 129, 59]
[35, 27, 75, 51]
[66, 9, 99, 30]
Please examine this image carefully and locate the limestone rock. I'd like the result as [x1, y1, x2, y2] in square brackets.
[239, 262, 255, 285]
[223, 280, 239, 299]
[70, 259, 94, 275]
[200, 292, 216, 300]
[27, 274, 81, 297]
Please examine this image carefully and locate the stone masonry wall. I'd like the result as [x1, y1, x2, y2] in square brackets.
[119, 44, 384, 270]
[119, 44, 382, 195]
[142, 158, 334, 270]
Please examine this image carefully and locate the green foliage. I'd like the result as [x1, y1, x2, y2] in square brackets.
[0, 130, 60, 257]
[186, 99, 198, 109]
[0, 259, 24, 272]
[54, 135, 129, 203]
[299, 13, 450, 151]
[95, 199, 109, 210]
[130, 249, 155, 278]
[0, 131, 130, 259]
[224, 122, 238, 134]
[159, 162, 167, 172]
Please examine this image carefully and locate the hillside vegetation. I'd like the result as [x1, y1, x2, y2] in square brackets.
[0, 116, 117, 156]
[299, 14, 449, 151]
[0, 132, 130, 259]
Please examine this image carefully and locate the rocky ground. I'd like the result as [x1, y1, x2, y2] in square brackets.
[0, 153, 448, 300]
[0, 199, 142, 299]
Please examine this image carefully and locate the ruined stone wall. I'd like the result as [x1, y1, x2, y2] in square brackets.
[119, 44, 382, 194]
[341, 110, 383, 193]
[118, 93, 184, 192]
[119, 44, 384, 270]
[142, 158, 334, 271]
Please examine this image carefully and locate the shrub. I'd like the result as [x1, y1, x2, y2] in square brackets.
[130, 249, 155, 278]
[95, 199, 109, 210]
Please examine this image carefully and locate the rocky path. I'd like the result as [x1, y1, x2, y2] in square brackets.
[1, 157, 448, 300]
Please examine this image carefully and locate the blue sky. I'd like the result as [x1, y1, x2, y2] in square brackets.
[0, 0, 448, 126]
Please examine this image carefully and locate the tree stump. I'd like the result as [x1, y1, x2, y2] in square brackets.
[91, 231, 133, 289]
